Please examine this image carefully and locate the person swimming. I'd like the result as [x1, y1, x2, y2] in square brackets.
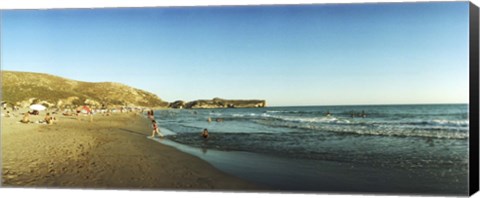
[201, 128, 209, 139]
[361, 110, 367, 118]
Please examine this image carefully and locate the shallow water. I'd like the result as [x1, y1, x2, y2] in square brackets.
[151, 104, 469, 195]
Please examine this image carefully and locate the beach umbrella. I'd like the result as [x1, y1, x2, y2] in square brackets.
[30, 104, 47, 111]
[76, 105, 92, 114]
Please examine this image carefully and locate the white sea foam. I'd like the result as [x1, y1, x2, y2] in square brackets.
[430, 119, 469, 126]
[253, 119, 469, 139]
[259, 113, 354, 124]
[159, 127, 177, 135]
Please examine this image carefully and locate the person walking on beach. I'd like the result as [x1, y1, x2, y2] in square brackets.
[151, 120, 164, 138]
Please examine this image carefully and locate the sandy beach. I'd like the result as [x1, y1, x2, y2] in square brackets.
[1, 111, 260, 190]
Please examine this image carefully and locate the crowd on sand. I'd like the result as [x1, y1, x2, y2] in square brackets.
[1, 103, 151, 126]
[1, 103, 213, 141]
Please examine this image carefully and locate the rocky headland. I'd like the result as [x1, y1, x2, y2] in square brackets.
[169, 98, 266, 109]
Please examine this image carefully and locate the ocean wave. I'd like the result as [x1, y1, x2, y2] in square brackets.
[257, 113, 355, 124]
[316, 125, 468, 139]
[266, 110, 296, 114]
[265, 110, 315, 114]
[228, 112, 468, 128]
[430, 119, 469, 127]
[345, 128, 468, 139]
[253, 119, 469, 139]
[266, 114, 336, 123]
[369, 120, 469, 128]
[264, 109, 467, 118]
[232, 112, 468, 127]
[232, 113, 258, 117]
[248, 113, 469, 128]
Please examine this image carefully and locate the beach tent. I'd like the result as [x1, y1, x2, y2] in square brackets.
[30, 104, 47, 111]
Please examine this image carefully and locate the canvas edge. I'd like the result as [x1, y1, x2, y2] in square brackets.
[470, 1, 480, 196]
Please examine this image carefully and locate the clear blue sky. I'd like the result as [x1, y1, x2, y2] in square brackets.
[1, 2, 470, 106]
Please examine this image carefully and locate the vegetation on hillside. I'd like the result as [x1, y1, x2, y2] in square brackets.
[1, 71, 168, 108]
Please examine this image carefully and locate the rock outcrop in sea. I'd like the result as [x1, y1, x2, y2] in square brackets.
[169, 98, 266, 109]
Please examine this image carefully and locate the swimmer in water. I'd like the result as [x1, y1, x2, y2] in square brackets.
[201, 128, 209, 138]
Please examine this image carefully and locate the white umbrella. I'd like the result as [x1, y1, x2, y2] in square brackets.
[30, 104, 47, 111]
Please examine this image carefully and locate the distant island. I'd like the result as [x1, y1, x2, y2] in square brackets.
[1, 71, 266, 109]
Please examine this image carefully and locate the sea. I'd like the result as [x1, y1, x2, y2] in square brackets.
[150, 104, 469, 195]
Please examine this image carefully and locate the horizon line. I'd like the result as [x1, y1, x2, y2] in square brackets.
[266, 102, 469, 107]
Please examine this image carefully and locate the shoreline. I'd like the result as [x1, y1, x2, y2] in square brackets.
[1, 111, 261, 190]
[155, 136, 468, 196]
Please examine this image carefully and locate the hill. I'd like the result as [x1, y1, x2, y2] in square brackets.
[1, 71, 168, 108]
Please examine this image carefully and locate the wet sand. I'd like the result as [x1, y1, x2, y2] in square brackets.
[1, 111, 260, 190]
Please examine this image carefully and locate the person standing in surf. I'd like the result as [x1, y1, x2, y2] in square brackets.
[151, 120, 164, 138]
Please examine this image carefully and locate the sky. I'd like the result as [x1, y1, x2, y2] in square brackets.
[0, 2, 470, 106]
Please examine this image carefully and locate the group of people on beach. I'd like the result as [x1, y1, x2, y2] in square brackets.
[18, 111, 56, 124]
[7, 104, 151, 127]
[2, 105, 20, 118]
